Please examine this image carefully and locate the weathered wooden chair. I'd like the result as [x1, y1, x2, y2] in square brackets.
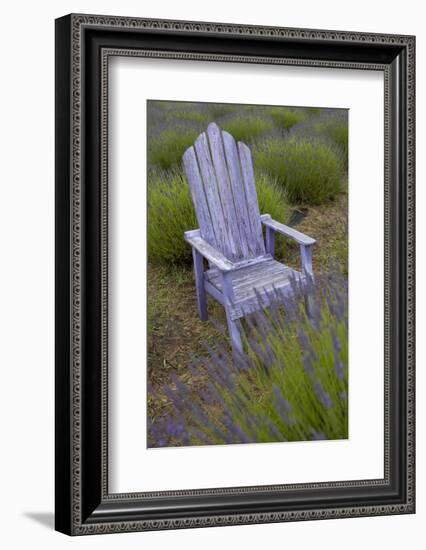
[183, 122, 316, 355]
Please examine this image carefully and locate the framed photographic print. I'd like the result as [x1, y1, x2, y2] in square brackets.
[55, 14, 415, 535]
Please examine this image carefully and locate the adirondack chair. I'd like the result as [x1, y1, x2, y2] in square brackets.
[183, 122, 316, 355]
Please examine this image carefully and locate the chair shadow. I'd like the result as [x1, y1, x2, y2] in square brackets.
[24, 512, 54, 530]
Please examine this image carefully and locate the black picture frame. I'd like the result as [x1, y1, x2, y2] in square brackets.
[55, 13, 415, 535]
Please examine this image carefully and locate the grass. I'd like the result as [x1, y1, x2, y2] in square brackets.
[148, 169, 291, 265]
[254, 136, 344, 205]
[147, 263, 225, 389]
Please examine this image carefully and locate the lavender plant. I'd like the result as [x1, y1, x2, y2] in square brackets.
[314, 117, 349, 167]
[267, 107, 306, 130]
[221, 116, 274, 143]
[289, 110, 348, 169]
[148, 127, 200, 170]
[254, 136, 344, 204]
[148, 271, 348, 447]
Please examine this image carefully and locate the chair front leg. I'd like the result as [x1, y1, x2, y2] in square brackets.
[265, 226, 275, 258]
[192, 248, 208, 321]
[220, 271, 243, 356]
[300, 244, 314, 281]
[300, 244, 315, 318]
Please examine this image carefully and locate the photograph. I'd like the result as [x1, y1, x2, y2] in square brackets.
[146, 100, 349, 448]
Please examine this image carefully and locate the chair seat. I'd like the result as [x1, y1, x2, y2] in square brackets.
[204, 258, 306, 320]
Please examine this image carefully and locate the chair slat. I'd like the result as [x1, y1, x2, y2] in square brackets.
[183, 123, 267, 262]
[193, 131, 234, 259]
[237, 141, 266, 257]
[207, 123, 246, 260]
[222, 130, 259, 257]
[182, 146, 217, 248]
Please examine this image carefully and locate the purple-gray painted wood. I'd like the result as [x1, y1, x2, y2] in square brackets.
[237, 141, 265, 257]
[259, 214, 315, 279]
[265, 226, 275, 257]
[205, 258, 305, 320]
[183, 122, 265, 262]
[207, 274, 307, 320]
[261, 214, 316, 246]
[232, 282, 304, 319]
[204, 280, 225, 307]
[220, 270, 236, 306]
[192, 248, 208, 321]
[184, 232, 234, 271]
[184, 228, 201, 239]
[300, 244, 314, 280]
[195, 131, 233, 258]
[222, 131, 253, 257]
[182, 147, 217, 248]
[225, 315, 243, 355]
[221, 272, 243, 354]
[207, 123, 244, 259]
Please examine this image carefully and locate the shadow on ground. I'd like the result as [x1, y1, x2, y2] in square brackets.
[24, 512, 54, 530]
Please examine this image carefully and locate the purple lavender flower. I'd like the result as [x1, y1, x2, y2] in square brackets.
[302, 354, 315, 375]
[331, 327, 342, 354]
[273, 384, 292, 425]
[330, 328, 345, 380]
[166, 418, 185, 438]
[313, 381, 333, 409]
[335, 359, 344, 381]
[163, 386, 185, 412]
[222, 416, 251, 444]
[311, 431, 327, 441]
[273, 385, 292, 412]
[340, 391, 348, 401]
[298, 328, 310, 349]
[267, 420, 284, 440]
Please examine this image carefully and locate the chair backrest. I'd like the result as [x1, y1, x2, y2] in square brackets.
[182, 122, 265, 263]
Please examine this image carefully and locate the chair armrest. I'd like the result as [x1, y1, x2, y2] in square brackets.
[184, 231, 235, 272]
[260, 214, 316, 246]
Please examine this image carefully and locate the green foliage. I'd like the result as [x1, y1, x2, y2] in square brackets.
[207, 103, 236, 119]
[254, 137, 343, 205]
[306, 106, 321, 116]
[314, 118, 348, 166]
[148, 170, 198, 264]
[267, 107, 306, 130]
[148, 128, 199, 170]
[255, 171, 289, 219]
[172, 110, 209, 125]
[221, 116, 273, 143]
[148, 170, 290, 265]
